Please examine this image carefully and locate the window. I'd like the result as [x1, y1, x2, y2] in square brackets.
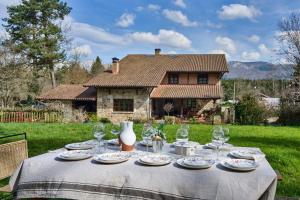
[187, 99, 196, 108]
[113, 99, 134, 112]
[197, 74, 208, 84]
[168, 73, 179, 84]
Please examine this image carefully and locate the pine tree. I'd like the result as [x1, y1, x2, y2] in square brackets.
[90, 56, 105, 76]
[3, 0, 71, 88]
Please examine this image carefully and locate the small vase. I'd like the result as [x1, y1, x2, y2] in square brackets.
[119, 121, 136, 151]
[152, 140, 164, 153]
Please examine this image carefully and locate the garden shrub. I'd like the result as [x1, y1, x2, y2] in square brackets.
[164, 116, 176, 124]
[99, 117, 111, 123]
[278, 100, 300, 125]
[235, 94, 266, 125]
[87, 113, 98, 122]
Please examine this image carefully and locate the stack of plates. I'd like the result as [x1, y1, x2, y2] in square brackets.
[139, 140, 153, 147]
[93, 152, 130, 164]
[229, 149, 264, 160]
[65, 142, 94, 150]
[176, 157, 214, 169]
[57, 150, 92, 161]
[107, 139, 119, 146]
[204, 143, 233, 150]
[138, 154, 172, 166]
[220, 159, 258, 171]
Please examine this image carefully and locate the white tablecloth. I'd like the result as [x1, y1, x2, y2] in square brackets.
[9, 142, 277, 200]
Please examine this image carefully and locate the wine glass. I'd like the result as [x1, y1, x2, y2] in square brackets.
[111, 123, 121, 136]
[142, 123, 153, 152]
[93, 123, 105, 153]
[222, 127, 230, 145]
[176, 127, 189, 156]
[212, 127, 224, 161]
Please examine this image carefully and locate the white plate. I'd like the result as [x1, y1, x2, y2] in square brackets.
[229, 150, 264, 160]
[139, 140, 153, 147]
[220, 159, 258, 171]
[177, 158, 214, 169]
[107, 139, 119, 146]
[138, 155, 172, 166]
[93, 152, 129, 164]
[65, 143, 94, 150]
[58, 150, 92, 161]
[204, 143, 233, 149]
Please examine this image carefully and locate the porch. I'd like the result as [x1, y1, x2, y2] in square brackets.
[151, 98, 217, 119]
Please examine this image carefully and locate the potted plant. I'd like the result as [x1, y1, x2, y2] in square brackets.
[152, 121, 166, 153]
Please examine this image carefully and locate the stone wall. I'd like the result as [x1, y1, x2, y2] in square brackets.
[97, 88, 151, 123]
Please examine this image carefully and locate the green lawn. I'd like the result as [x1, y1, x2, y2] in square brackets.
[0, 123, 299, 198]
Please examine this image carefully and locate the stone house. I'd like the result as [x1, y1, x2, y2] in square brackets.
[38, 49, 229, 123]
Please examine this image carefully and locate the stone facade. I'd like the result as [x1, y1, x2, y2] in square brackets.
[97, 88, 151, 123]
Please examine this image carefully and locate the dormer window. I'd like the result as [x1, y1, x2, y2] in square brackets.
[168, 73, 179, 84]
[197, 74, 208, 84]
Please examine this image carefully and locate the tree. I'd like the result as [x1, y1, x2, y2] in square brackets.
[278, 12, 300, 101]
[90, 56, 105, 76]
[63, 62, 91, 84]
[163, 103, 174, 116]
[3, 0, 71, 88]
[0, 42, 27, 107]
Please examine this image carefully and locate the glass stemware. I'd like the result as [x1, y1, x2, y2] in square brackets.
[176, 127, 189, 156]
[142, 123, 153, 152]
[222, 127, 230, 145]
[93, 123, 106, 153]
[212, 126, 224, 161]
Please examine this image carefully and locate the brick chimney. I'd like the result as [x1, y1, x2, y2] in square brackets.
[112, 57, 120, 74]
[155, 48, 161, 55]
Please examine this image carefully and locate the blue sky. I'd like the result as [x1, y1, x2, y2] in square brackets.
[1, 0, 299, 65]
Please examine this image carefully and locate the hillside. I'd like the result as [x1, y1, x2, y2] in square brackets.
[225, 61, 293, 79]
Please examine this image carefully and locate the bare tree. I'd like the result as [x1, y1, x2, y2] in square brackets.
[278, 12, 300, 102]
[163, 103, 174, 116]
[0, 42, 27, 107]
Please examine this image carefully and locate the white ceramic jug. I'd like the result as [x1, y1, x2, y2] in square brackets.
[119, 121, 136, 151]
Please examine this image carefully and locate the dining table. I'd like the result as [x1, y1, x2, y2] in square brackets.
[9, 140, 277, 200]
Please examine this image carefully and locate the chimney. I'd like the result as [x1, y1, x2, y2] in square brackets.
[112, 57, 120, 74]
[155, 48, 161, 55]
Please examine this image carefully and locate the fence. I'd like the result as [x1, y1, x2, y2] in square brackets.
[0, 111, 63, 123]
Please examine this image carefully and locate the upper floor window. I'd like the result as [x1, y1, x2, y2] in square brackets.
[168, 73, 179, 84]
[113, 99, 134, 112]
[197, 74, 208, 84]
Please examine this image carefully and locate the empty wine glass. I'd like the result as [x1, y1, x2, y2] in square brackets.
[176, 127, 189, 156]
[142, 123, 153, 152]
[111, 123, 121, 136]
[212, 127, 224, 161]
[93, 123, 105, 153]
[222, 127, 230, 145]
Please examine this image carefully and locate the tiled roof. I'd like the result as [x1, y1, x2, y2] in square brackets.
[150, 84, 223, 99]
[84, 54, 228, 87]
[37, 85, 96, 101]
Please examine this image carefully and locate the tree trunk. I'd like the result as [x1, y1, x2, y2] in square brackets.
[50, 70, 56, 88]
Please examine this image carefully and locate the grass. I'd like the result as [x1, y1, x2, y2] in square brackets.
[0, 123, 299, 198]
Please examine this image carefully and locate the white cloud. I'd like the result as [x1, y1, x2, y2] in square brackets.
[206, 20, 223, 29]
[116, 13, 135, 28]
[71, 44, 92, 56]
[173, 0, 186, 8]
[136, 6, 144, 12]
[70, 19, 124, 45]
[247, 35, 260, 43]
[162, 9, 197, 27]
[129, 29, 192, 49]
[209, 49, 230, 59]
[258, 44, 272, 55]
[148, 4, 160, 11]
[215, 36, 236, 53]
[218, 4, 261, 20]
[241, 51, 261, 61]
